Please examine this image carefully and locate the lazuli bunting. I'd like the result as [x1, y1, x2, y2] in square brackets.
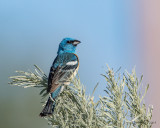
[40, 38, 81, 117]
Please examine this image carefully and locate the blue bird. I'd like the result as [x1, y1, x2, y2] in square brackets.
[40, 38, 81, 117]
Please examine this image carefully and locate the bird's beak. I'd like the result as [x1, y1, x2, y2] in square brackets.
[73, 40, 81, 45]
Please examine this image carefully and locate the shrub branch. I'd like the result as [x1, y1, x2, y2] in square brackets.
[9, 65, 153, 128]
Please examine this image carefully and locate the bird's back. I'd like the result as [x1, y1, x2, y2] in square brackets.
[47, 53, 79, 93]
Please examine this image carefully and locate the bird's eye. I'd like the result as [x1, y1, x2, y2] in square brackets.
[67, 41, 72, 44]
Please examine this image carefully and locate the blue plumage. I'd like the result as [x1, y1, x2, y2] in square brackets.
[40, 38, 81, 117]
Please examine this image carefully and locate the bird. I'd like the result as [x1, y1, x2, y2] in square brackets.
[39, 38, 81, 117]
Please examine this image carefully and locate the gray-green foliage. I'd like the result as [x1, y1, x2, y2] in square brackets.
[9, 65, 153, 128]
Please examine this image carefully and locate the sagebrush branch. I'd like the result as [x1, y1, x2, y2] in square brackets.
[9, 65, 153, 128]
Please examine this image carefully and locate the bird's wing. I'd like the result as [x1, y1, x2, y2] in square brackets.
[47, 53, 79, 93]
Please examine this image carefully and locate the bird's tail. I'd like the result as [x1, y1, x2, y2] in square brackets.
[39, 97, 55, 117]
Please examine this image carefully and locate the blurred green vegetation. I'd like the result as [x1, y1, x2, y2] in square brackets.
[0, 61, 49, 128]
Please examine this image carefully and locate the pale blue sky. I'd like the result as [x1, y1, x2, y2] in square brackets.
[0, 1, 142, 127]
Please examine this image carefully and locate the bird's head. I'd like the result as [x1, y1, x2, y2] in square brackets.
[57, 38, 81, 54]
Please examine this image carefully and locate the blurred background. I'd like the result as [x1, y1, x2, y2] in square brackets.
[0, 0, 160, 128]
